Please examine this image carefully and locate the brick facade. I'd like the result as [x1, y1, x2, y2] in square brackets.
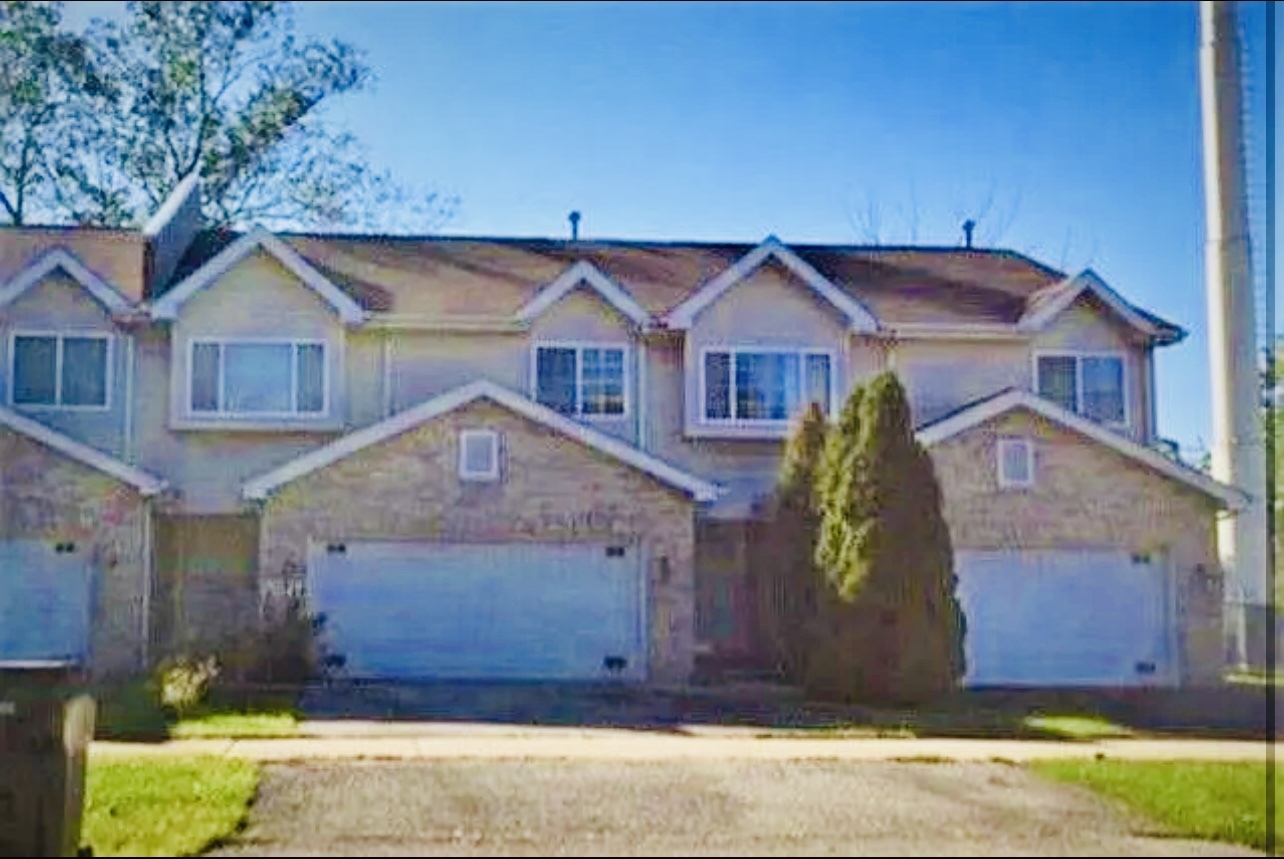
[927, 409, 1225, 685]
[258, 400, 698, 685]
[0, 428, 148, 677]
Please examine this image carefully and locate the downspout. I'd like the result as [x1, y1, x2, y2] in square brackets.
[123, 334, 135, 462]
[1146, 347, 1157, 445]
[140, 495, 154, 670]
[637, 339, 649, 450]
[382, 335, 393, 418]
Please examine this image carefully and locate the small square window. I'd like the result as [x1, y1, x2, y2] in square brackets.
[459, 430, 499, 482]
[997, 438, 1034, 488]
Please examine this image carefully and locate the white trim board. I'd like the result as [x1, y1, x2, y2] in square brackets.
[0, 404, 166, 494]
[915, 388, 1245, 510]
[516, 261, 651, 328]
[149, 225, 366, 325]
[243, 379, 721, 502]
[664, 236, 878, 332]
[1018, 269, 1180, 343]
[0, 247, 131, 313]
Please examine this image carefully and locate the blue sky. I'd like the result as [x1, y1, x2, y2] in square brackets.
[64, 1, 1273, 459]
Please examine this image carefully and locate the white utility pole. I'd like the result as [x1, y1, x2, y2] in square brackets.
[1198, 0, 1269, 667]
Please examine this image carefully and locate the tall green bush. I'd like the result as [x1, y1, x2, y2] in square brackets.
[761, 401, 829, 679]
[810, 372, 965, 704]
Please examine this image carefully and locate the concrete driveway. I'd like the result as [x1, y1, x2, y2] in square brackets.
[206, 758, 1262, 857]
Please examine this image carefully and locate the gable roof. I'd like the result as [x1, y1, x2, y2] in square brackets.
[0, 405, 166, 495]
[915, 388, 1244, 510]
[1019, 269, 1184, 344]
[242, 379, 721, 502]
[663, 236, 879, 332]
[150, 224, 366, 324]
[515, 260, 651, 327]
[0, 247, 131, 313]
[154, 229, 1181, 337]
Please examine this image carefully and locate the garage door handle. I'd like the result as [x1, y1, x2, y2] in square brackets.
[1135, 661, 1156, 674]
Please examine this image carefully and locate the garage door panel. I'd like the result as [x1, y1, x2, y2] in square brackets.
[308, 541, 645, 681]
[957, 550, 1172, 687]
[0, 541, 92, 664]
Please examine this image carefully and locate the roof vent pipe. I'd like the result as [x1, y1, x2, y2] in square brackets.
[569, 211, 581, 241]
[962, 219, 976, 249]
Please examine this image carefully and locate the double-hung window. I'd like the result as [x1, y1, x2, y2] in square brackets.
[190, 339, 327, 416]
[534, 344, 627, 417]
[1036, 353, 1127, 426]
[11, 333, 110, 408]
[702, 348, 832, 423]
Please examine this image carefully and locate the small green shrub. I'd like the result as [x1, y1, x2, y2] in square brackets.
[155, 654, 220, 718]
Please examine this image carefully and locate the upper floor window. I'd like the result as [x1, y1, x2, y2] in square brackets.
[190, 339, 326, 417]
[996, 437, 1035, 488]
[11, 333, 110, 409]
[1036, 353, 1126, 426]
[534, 344, 627, 417]
[702, 348, 831, 423]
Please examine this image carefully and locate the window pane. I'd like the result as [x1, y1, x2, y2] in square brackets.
[61, 337, 107, 407]
[191, 343, 220, 412]
[1001, 441, 1031, 484]
[1037, 356, 1078, 412]
[736, 352, 798, 420]
[224, 343, 292, 413]
[581, 348, 625, 416]
[463, 433, 496, 476]
[704, 352, 731, 419]
[295, 344, 325, 414]
[535, 347, 577, 415]
[805, 354, 831, 414]
[12, 336, 57, 405]
[1082, 356, 1125, 424]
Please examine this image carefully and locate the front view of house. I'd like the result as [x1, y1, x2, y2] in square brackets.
[0, 178, 1243, 688]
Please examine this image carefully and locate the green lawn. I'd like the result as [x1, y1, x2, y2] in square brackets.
[82, 757, 259, 857]
[169, 710, 299, 739]
[1029, 759, 1278, 853]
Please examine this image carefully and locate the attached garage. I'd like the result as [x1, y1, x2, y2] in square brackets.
[0, 407, 165, 676]
[955, 549, 1174, 687]
[308, 540, 646, 681]
[247, 381, 717, 686]
[922, 391, 1243, 688]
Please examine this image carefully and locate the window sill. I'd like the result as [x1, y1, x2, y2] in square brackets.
[10, 402, 112, 414]
[170, 416, 346, 433]
[684, 422, 793, 441]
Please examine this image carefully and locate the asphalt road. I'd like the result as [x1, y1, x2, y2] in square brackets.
[207, 759, 1263, 857]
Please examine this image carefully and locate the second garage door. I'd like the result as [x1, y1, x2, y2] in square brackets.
[307, 540, 646, 681]
[955, 550, 1175, 688]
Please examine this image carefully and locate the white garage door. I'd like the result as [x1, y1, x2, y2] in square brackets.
[0, 541, 92, 664]
[307, 541, 647, 681]
[955, 550, 1174, 687]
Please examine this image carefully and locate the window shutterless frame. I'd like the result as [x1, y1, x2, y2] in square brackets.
[458, 429, 500, 481]
[996, 437, 1035, 488]
[1031, 350, 1130, 429]
[529, 341, 631, 418]
[186, 336, 329, 418]
[7, 329, 113, 411]
[696, 345, 837, 426]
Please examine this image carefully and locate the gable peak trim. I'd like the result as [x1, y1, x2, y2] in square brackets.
[0, 247, 130, 313]
[663, 235, 878, 332]
[149, 225, 366, 324]
[515, 260, 651, 326]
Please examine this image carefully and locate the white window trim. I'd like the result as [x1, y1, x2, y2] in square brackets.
[1032, 349, 1131, 430]
[186, 336, 330, 419]
[697, 345, 838, 428]
[996, 437, 1035, 489]
[530, 340, 631, 419]
[458, 429, 500, 482]
[8, 329, 113, 412]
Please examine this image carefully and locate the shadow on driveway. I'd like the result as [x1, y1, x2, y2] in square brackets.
[297, 680, 1280, 741]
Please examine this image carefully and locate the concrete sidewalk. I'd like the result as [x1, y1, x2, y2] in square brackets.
[89, 723, 1278, 763]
